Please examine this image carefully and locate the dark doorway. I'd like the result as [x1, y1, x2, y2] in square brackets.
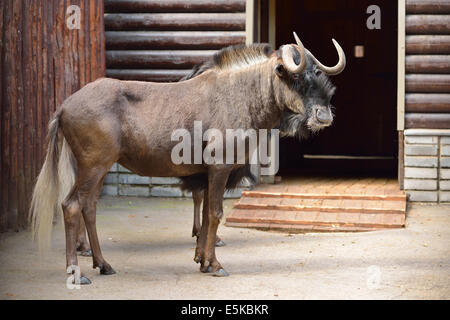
[273, 0, 398, 176]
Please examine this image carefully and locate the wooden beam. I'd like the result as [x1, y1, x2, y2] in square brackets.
[105, 0, 246, 13]
[106, 31, 245, 50]
[405, 113, 450, 128]
[268, 0, 276, 49]
[406, 55, 450, 73]
[406, 0, 450, 14]
[406, 35, 450, 54]
[406, 15, 450, 34]
[406, 74, 450, 92]
[104, 13, 246, 31]
[405, 93, 450, 112]
[398, 0, 406, 131]
[245, 0, 254, 44]
[106, 50, 216, 68]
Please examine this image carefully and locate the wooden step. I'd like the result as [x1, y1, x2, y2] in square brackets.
[226, 209, 405, 229]
[235, 196, 406, 215]
[242, 190, 406, 201]
[225, 178, 407, 233]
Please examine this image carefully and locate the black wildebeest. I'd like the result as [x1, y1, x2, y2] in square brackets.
[73, 68, 259, 256]
[30, 33, 345, 284]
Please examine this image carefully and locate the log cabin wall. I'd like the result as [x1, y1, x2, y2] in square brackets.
[0, 0, 105, 231]
[104, 0, 246, 82]
[405, 0, 450, 128]
[403, 0, 450, 202]
[101, 0, 250, 198]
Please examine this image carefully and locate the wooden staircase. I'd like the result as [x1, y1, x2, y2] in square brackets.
[226, 177, 407, 232]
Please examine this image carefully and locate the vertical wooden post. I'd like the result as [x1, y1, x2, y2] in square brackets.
[268, 0, 276, 49]
[246, 0, 255, 44]
[397, 0, 406, 190]
[398, 130, 405, 190]
[397, 0, 405, 131]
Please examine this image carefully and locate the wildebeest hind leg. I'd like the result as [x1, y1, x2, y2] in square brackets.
[62, 182, 91, 285]
[76, 215, 91, 256]
[81, 168, 116, 276]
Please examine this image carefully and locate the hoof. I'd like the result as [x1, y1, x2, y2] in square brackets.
[80, 276, 92, 285]
[215, 239, 226, 247]
[213, 268, 229, 277]
[194, 255, 202, 264]
[99, 264, 116, 275]
[80, 249, 92, 257]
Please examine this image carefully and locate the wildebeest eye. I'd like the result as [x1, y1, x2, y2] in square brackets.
[314, 69, 322, 77]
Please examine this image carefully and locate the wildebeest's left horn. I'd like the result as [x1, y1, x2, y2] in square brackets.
[280, 32, 306, 74]
[299, 37, 346, 76]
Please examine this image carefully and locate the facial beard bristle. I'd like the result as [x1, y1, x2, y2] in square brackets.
[279, 111, 310, 140]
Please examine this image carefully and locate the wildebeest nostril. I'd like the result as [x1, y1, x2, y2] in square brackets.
[316, 109, 332, 123]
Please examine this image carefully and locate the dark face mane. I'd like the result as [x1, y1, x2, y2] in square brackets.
[280, 62, 337, 138]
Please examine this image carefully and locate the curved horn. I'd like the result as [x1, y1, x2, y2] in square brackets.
[280, 32, 307, 74]
[302, 38, 346, 75]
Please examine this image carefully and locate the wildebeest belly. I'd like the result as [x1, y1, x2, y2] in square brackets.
[118, 146, 206, 178]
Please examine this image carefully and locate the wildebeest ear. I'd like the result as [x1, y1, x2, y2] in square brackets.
[274, 63, 284, 77]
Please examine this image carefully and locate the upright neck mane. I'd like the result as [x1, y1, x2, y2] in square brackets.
[181, 43, 281, 131]
[181, 44, 274, 80]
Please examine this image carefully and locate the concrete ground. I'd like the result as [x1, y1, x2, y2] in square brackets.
[0, 197, 449, 300]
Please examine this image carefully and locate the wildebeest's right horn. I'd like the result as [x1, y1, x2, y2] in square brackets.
[302, 39, 346, 76]
[280, 32, 307, 74]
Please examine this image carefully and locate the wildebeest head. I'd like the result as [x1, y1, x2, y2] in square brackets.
[275, 32, 346, 138]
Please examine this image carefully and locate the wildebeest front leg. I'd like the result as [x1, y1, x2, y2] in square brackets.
[192, 190, 203, 238]
[197, 167, 231, 276]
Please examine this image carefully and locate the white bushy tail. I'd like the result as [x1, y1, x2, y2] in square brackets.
[30, 112, 76, 251]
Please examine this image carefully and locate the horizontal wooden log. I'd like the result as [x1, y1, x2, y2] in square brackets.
[405, 113, 450, 129]
[406, 55, 450, 73]
[406, 15, 450, 34]
[104, 13, 245, 31]
[406, 35, 450, 54]
[106, 31, 246, 50]
[405, 93, 450, 112]
[104, 0, 246, 13]
[106, 69, 190, 82]
[405, 74, 450, 92]
[106, 50, 216, 68]
[406, 0, 450, 14]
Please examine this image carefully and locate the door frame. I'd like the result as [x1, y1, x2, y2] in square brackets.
[247, 0, 405, 187]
